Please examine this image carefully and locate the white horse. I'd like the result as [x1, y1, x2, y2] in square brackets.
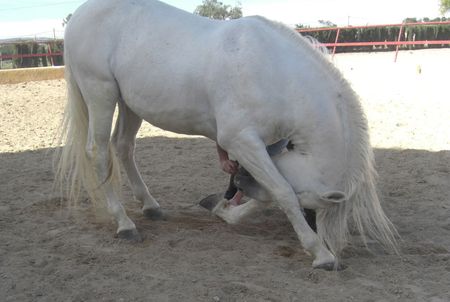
[55, 0, 398, 269]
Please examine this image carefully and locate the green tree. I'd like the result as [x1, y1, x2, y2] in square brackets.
[194, 0, 242, 20]
[403, 17, 418, 23]
[318, 20, 337, 27]
[295, 23, 310, 29]
[441, 0, 450, 14]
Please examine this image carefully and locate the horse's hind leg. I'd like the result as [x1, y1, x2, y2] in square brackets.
[111, 101, 164, 219]
[81, 81, 141, 241]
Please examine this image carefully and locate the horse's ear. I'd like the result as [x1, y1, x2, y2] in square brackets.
[320, 191, 346, 204]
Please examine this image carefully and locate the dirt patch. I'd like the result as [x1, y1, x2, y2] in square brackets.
[1, 49, 449, 301]
[0, 66, 64, 85]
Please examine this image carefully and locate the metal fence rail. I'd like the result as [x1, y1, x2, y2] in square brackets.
[296, 21, 450, 61]
[0, 40, 64, 68]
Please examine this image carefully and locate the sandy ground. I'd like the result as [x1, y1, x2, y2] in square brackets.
[0, 49, 449, 302]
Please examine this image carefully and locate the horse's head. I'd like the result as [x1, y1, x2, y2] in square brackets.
[234, 148, 347, 209]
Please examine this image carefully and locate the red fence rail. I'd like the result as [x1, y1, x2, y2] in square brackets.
[0, 40, 64, 68]
[0, 52, 63, 60]
[296, 21, 450, 61]
[1, 22, 449, 66]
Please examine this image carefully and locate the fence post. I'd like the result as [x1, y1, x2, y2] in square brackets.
[47, 43, 54, 66]
[332, 28, 341, 58]
[394, 23, 405, 62]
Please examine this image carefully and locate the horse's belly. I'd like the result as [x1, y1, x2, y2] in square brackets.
[123, 95, 217, 139]
[142, 111, 215, 138]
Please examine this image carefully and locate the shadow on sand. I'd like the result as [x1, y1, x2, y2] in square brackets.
[0, 135, 449, 301]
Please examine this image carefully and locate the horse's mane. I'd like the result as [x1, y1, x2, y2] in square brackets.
[252, 16, 398, 256]
[250, 17, 336, 74]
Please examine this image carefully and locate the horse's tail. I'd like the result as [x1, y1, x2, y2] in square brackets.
[316, 151, 399, 259]
[53, 61, 120, 208]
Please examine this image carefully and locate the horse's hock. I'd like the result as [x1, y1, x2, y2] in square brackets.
[0, 66, 65, 84]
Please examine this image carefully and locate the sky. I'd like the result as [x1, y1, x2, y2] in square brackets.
[0, 0, 446, 39]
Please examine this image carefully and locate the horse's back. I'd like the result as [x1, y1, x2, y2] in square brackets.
[65, 0, 209, 65]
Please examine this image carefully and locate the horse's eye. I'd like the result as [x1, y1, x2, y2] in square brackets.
[286, 141, 294, 151]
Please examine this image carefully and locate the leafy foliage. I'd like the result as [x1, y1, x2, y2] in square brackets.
[441, 0, 450, 14]
[295, 23, 310, 29]
[318, 20, 337, 27]
[403, 17, 447, 23]
[194, 0, 242, 20]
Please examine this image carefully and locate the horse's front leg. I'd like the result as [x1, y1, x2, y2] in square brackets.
[220, 131, 336, 269]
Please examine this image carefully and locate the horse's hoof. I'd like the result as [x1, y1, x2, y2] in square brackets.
[313, 262, 346, 271]
[143, 208, 167, 220]
[199, 193, 223, 211]
[115, 229, 143, 242]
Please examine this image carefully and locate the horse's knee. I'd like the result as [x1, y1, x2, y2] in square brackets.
[274, 190, 301, 216]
